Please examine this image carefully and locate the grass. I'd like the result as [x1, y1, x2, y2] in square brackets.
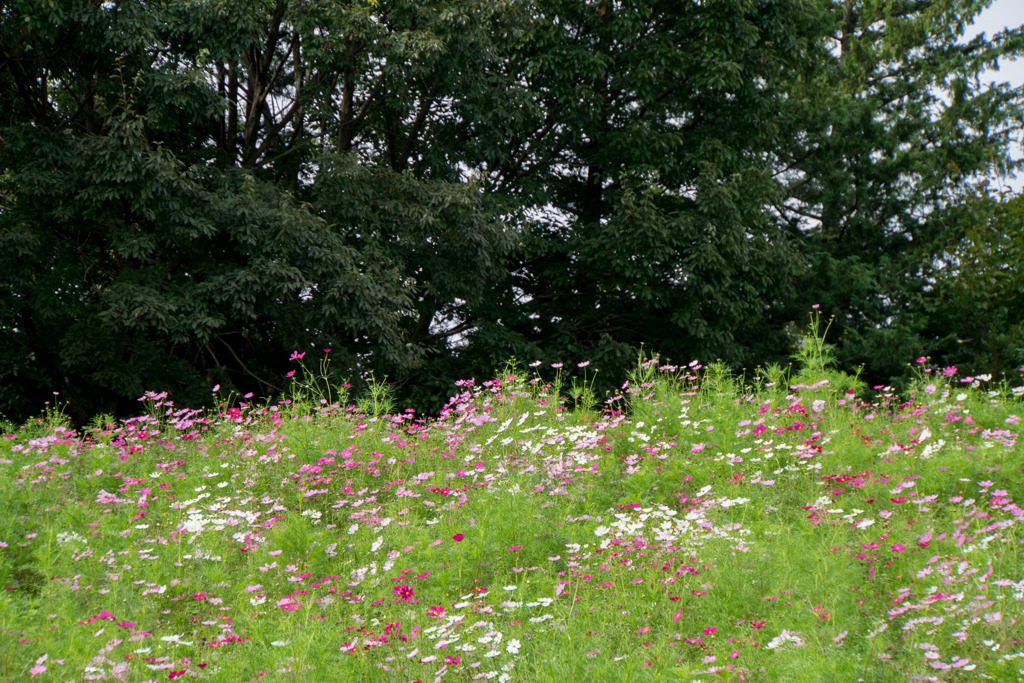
[1, 329, 1023, 682]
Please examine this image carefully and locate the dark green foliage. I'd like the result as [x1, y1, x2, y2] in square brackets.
[443, 0, 824, 390]
[0, 1, 425, 420]
[926, 191, 1024, 378]
[773, 0, 1024, 384]
[1, 0, 1022, 422]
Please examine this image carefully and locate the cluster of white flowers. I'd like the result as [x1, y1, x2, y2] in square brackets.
[919, 438, 946, 459]
[182, 548, 222, 562]
[56, 531, 87, 545]
[765, 629, 805, 650]
[349, 562, 377, 584]
[592, 499, 752, 552]
[159, 634, 194, 646]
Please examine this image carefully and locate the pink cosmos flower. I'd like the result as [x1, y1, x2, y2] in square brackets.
[277, 597, 302, 611]
[393, 584, 414, 601]
[452, 533, 464, 542]
[76, 610, 116, 626]
[29, 655, 47, 677]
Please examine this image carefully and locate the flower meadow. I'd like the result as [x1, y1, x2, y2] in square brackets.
[2, 345, 1024, 681]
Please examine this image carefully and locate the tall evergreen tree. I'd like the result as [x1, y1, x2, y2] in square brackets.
[926, 189, 1024, 377]
[772, 0, 1024, 382]
[446, 0, 828, 386]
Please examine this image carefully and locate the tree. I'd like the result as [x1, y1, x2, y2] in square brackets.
[1, 0, 518, 421]
[771, 0, 1024, 383]
[925, 190, 1024, 377]
[439, 0, 828, 390]
[4, 0, 1021, 422]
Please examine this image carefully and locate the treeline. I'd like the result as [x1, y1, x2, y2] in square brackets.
[1, 0, 1023, 423]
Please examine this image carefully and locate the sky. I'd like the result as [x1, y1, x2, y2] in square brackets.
[969, 0, 1024, 86]
[966, 0, 1024, 189]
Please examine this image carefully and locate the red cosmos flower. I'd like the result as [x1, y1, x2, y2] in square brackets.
[452, 533, 464, 542]
[393, 584, 414, 602]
